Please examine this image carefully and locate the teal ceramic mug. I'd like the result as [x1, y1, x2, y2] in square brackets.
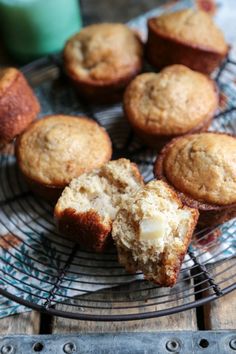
[0, 0, 82, 63]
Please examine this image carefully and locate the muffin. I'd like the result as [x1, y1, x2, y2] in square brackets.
[16, 115, 112, 200]
[154, 132, 236, 227]
[146, 9, 228, 74]
[112, 180, 198, 286]
[63, 23, 143, 103]
[124, 65, 218, 149]
[0, 67, 40, 146]
[54, 159, 144, 252]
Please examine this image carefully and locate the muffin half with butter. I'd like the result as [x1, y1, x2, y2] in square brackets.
[146, 9, 228, 74]
[124, 65, 218, 149]
[154, 132, 236, 226]
[63, 23, 143, 103]
[16, 115, 112, 200]
[55, 159, 144, 252]
[112, 180, 198, 286]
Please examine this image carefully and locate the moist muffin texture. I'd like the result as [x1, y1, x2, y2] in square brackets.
[154, 133, 236, 226]
[112, 180, 198, 286]
[0, 68, 40, 146]
[16, 115, 112, 200]
[146, 9, 228, 74]
[124, 65, 218, 148]
[54, 159, 144, 252]
[64, 23, 143, 102]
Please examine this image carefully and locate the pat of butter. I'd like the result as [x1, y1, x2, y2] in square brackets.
[139, 216, 166, 242]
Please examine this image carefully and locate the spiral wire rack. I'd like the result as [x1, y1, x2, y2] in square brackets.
[0, 55, 236, 321]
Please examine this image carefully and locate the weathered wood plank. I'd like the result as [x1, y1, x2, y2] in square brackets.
[52, 271, 197, 333]
[203, 258, 236, 330]
[0, 311, 40, 334]
[52, 309, 197, 333]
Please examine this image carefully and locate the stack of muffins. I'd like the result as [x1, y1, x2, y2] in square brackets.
[1, 8, 235, 287]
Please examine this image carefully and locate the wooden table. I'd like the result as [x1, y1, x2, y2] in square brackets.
[0, 0, 235, 340]
[0, 259, 235, 335]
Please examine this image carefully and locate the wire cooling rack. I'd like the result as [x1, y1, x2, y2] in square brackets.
[0, 55, 236, 321]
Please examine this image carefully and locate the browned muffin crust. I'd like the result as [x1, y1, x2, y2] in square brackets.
[16, 115, 112, 200]
[131, 115, 213, 151]
[124, 65, 218, 149]
[154, 133, 236, 226]
[56, 208, 112, 252]
[63, 23, 143, 103]
[146, 9, 228, 74]
[0, 68, 40, 146]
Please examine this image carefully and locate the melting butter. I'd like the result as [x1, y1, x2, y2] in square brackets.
[139, 215, 166, 243]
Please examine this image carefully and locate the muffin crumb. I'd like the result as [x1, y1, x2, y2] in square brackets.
[55, 158, 144, 252]
[112, 180, 198, 286]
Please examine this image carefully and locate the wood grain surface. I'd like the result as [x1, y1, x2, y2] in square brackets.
[0, 311, 40, 334]
[52, 272, 197, 333]
[52, 309, 197, 333]
[203, 259, 236, 330]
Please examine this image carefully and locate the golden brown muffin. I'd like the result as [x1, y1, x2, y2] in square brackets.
[54, 159, 144, 252]
[124, 65, 218, 149]
[146, 9, 228, 74]
[112, 180, 199, 286]
[154, 132, 236, 226]
[16, 115, 112, 200]
[0, 68, 40, 146]
[63, 23, 143, 103]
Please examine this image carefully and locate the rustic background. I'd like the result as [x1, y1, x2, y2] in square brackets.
[0, 0, 235, 337]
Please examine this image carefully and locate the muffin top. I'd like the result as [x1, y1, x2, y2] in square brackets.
[163, 133, 236, 205]
[0, 68, 19, 95]
[64, 23, 143, 83]
[16, 115, 112, 187]
[124, 65, 218, 135]
[151, 9, 228, 54]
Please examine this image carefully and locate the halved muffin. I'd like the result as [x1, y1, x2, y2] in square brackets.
[63, 23, 143, 103]
[146, 9, 228, 74]
[124, 65, 218, 149]
[54, 159, 144, 252]
[0, 68, 40, 146]
[112, 180, 198, 286]
[154, 132, 236, 226]
[16, 115, 112, 200]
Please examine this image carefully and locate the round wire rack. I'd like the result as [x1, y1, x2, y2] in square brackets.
[0, 55, 236, 321]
